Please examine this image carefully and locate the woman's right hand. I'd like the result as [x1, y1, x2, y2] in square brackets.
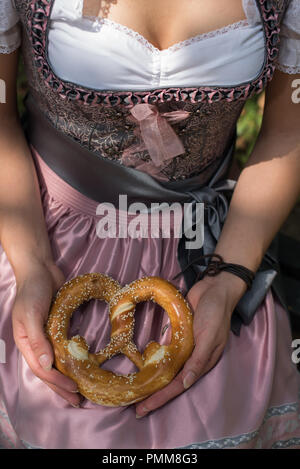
[0, 50, 80, 407]
[12, 258, 81, 407]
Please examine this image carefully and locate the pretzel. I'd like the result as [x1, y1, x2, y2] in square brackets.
[46, 273, 194, 407]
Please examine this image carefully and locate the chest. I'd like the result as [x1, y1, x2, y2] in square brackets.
[82, 0, 248, 51]
[14, 0, 289, 105]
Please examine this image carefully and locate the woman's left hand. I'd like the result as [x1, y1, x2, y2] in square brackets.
[135, 272, 245, 418]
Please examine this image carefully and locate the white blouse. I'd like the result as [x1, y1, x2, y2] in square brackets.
[0, 0, 300, 92]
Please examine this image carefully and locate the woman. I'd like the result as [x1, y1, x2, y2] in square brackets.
[0, 0, 300, 449]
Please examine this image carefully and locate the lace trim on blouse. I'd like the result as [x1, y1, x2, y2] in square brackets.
[276, 63, 300, 73]
[0, 25, 21, 54]
[83, 17, 250, 55]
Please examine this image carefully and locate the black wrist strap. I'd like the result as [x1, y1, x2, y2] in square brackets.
[173, 253, 255, 290]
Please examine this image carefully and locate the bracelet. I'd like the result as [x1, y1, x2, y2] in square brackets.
[194, 254, 255, 290]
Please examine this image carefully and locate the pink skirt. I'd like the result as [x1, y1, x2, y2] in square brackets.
[0, 145, 300, 449]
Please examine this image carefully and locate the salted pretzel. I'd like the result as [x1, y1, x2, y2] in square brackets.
[46, 273, 194, 407]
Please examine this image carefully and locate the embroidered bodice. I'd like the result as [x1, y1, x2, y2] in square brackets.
[0, 0, 298, 182]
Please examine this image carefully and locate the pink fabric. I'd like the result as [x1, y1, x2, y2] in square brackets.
[0, 146, 300, 449]
[121, 104, 190, 178]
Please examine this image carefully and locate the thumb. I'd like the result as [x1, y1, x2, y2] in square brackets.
[15, 282, 55, 371]
[25, 306, 54, 371]
[13, 264, 64, 374]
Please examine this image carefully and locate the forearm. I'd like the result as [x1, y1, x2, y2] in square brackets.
[0, 115, 54, 280]
[213, 129, 300, 301]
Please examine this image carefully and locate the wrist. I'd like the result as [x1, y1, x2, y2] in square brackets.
[0, 203, 55, 278]
[12, 251, 56, 285]
[1, 224, 55, 283]
[197, 270, 248, 311]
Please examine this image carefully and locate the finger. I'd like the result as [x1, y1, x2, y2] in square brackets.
[135, 341, 225, 418]
[14, 331, 78, 393]
[182, 340, 225, 389]
[13, 285, 56, 372]
[199, 344, 226, 377]
[43, 380, 82, 407]
[135, 370, 185, 418]
[135, 333, 219, 417]
[21, 301, 55, 371]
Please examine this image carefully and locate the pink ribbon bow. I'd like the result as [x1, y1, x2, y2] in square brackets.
[121, 103, 190, 168]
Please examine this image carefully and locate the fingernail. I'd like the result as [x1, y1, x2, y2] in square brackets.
[136, 411, 148, 419]
[69, 387, 79, 393]
[136, 406, 149, 419]
[183, 371, 196, 389]
[39, 354, 52, 371]
[70, 403, 80, 408]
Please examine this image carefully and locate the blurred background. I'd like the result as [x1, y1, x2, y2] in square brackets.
[16, 57, 300, 337]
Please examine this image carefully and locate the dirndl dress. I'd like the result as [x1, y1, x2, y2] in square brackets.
[1, 0, 300, 449]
